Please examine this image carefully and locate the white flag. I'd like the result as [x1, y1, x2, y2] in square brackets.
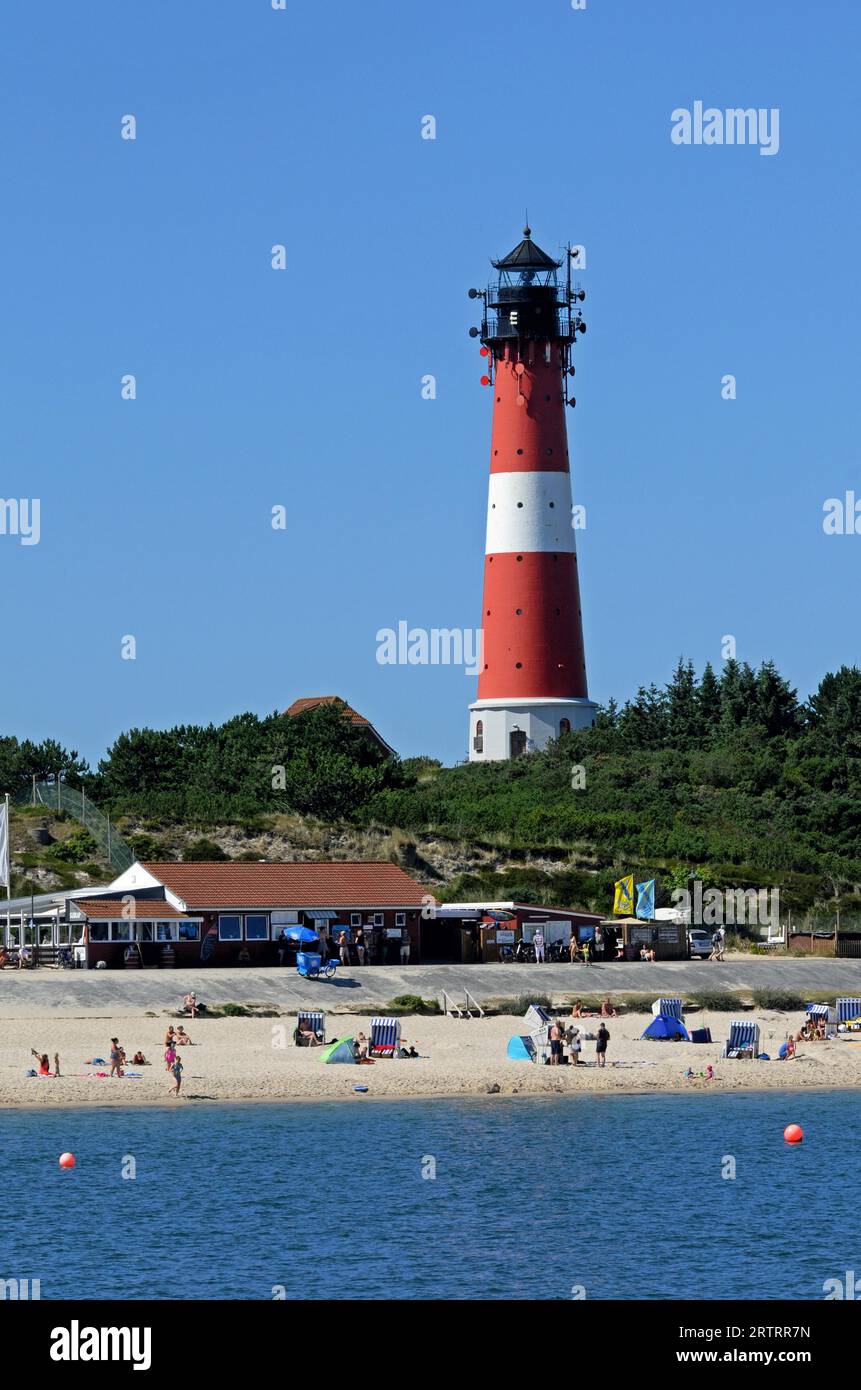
[0, 801, 9, 888]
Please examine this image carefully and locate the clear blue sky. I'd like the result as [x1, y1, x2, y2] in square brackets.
[0, 0, 858, 769]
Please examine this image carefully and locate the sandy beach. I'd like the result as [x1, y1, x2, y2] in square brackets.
[4, 1006, 861, 1107]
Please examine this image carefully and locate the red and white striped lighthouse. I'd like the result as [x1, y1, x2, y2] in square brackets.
[468, 226, 596, 761]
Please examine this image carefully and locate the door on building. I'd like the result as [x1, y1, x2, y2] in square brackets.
[419, 919, 464, 963]
[509, 730, 527, 758]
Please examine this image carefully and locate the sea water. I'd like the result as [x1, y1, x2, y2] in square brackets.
[0, 1090, 857, 1300]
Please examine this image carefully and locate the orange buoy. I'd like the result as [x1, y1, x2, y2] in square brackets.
[783, 1124, 804, 1144]
[58, 1152, 76, 1169]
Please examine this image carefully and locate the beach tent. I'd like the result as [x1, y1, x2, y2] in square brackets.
[652, 997, 685, 1020]
[641, 1014, 689, 1041]
[507, 1035, 537, 1062]
[319, 1037, 356, 1064]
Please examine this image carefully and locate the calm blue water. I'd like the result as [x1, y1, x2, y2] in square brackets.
[1, 1091, 857, 1300]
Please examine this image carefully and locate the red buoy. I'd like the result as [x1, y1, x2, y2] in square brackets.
[783, 1124, 803, 1144]
[58, 1152, 76, 1169]
[480, 375, 490, 386]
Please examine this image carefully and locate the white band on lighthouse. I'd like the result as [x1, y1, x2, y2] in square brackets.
[484, 471, 577, 554]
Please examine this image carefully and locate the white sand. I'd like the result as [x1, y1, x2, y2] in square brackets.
[3, 1008, 860, 1107]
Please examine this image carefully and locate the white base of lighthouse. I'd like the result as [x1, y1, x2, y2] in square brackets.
[468, 696, 597, 762]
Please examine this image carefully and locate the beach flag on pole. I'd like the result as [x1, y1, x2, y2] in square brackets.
[613, 875, 634, 915]
[0, 795, 9, 888]
[636, 879, 656, 920]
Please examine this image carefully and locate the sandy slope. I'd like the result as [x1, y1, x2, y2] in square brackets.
[3, 1008, 860, 1108]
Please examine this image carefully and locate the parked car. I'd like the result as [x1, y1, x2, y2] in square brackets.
[687, 929, 712, 959]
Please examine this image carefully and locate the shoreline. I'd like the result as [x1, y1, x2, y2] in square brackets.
[2, 1078, 861, 1115]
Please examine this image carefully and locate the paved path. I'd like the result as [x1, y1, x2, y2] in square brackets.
[2, 958, 861, 1015]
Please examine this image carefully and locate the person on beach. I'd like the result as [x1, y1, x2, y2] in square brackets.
[165, 1039, 177, 1072]
[109, 1038, 124, 1078]
[169, 1056, 183, 1096]
[30, 1049, 51, 1075]
[581, 939, 591, 966]
[568, 935, 579, 963]
[183, 992, 198, 1018]
[165, 1026, 175, 1048]
[596, 1023, 610, 1067]
[548, 1018, 563, 1066]
[132, 1051, 148, 1065]
[355, 928, 366, 966]
[53, 1052, 61, 1077]
[567, 1027, 582, 1066]
[297, 1017, 322, 1046]
[600, 998, 617, 1018]
[175, 1026, 192, 1045]
[338, 932, 350, 967]
[353, 1031, 369, 1061]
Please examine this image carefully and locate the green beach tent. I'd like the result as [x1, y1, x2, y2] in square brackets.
[319, 1037, 356, 1064]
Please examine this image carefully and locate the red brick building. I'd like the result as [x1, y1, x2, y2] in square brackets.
[71, 860, 429, 969]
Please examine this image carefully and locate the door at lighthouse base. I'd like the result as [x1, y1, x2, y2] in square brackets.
[509, 730, 528, 759]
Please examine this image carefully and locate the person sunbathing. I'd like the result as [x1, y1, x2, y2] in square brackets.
[175, 1027, 192, 1046]
[131, 1051, 148, 1066]
[600, 998, 617, 1018]
[30, 1049, 51, 1075]
[353, 1031, 369, 1060]
[297, 1019, 322, 1046]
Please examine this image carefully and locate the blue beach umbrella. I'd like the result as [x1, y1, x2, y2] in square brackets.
[281, 926, 320, 943]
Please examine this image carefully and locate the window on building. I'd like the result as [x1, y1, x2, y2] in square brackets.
[157, 922, 177, 942]
[111, 921, 133, 942]
[218, 915, 242, 942]
[395, 912, 406, 927]
[178, 922, 201, 942]
[474, 718, 483, 754]
[89, 923, 109, 942]
[350, 912, 361, 927]
[245, 914, 269, 941]
[372, 912, 384, 927]
[559, 718, 571, 735]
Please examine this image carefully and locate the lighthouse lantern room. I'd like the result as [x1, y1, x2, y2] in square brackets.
[467, 227, 597, 761]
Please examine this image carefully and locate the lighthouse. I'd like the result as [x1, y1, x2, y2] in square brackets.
[467, 226, 597, 761]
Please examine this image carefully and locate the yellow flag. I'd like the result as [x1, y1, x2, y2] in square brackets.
[613, 875, 634, 915]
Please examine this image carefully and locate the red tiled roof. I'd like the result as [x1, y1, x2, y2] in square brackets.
[141, 861, 429, 910]
[72, 898, 194, 921]
[282, 695, 395, 755]
[283, 696, 371, 727]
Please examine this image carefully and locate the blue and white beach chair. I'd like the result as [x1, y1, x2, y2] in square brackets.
[806, 1003, 829, 1020]
[723, 1020, 760, 1058]
[837, 997, 861, 1024]
[652, 997, 684, 1021]
[369, 1017, 401, 1058]
[294, 1010, 325, 1046]
[524, 1004, 552, 1031]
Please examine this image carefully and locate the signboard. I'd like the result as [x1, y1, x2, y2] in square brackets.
[496, 929, 515, 944]
[657, 924, 679, 944]
[630, 925, 653, 944]
[386, 928, 402, 939]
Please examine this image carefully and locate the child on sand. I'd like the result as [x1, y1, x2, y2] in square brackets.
[53, 1053, 60, 1077]
[169, 1056, 183, 1096]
